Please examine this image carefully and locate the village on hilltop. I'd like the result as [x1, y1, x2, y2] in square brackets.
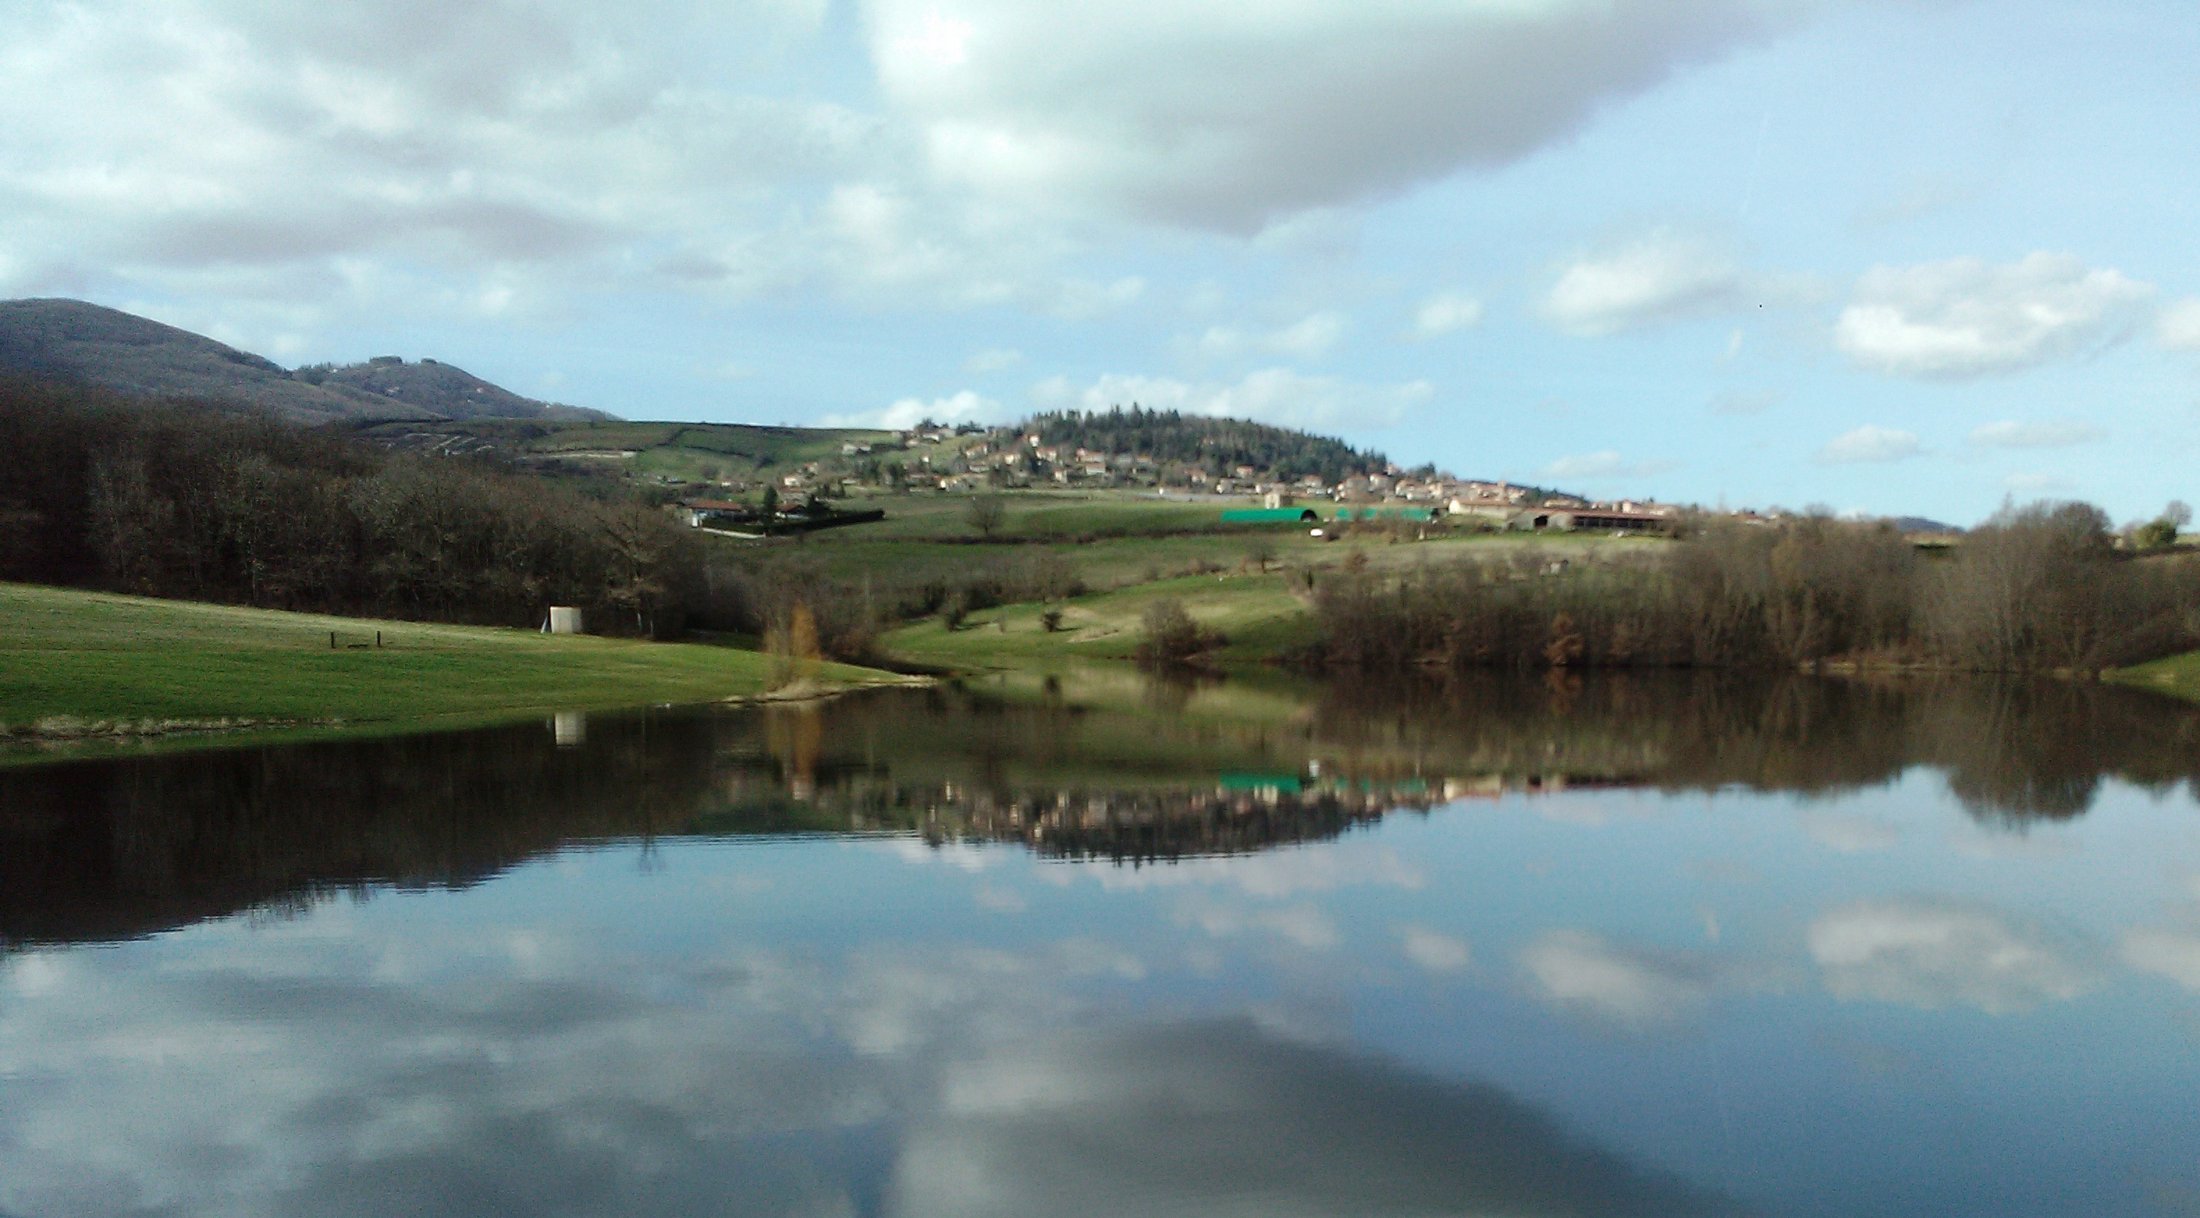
[680, 420, 1685, 536]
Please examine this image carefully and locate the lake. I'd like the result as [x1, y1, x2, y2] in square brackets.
[4, 673, 2198, 1217]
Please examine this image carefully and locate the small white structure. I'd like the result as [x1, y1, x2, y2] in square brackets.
[544, 606, 583, 634]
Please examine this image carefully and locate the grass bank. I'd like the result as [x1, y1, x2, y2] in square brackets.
[866, 522, 1657, 672]
[881, 569, 1318, 672]
[0, 583, 910, 748]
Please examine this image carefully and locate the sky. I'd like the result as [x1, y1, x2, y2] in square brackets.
[3, 0, 2197, 524]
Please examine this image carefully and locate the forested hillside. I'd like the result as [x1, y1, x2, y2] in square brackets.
[0, 298, 605, 424]
[0, 379, 692, 634]
[1020, 407, 1386, 484]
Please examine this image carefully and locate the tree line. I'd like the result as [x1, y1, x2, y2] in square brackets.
[1021, 405, 1386, 484]
[0, 379, 701, 634]
[1310, 506, 2200, 675]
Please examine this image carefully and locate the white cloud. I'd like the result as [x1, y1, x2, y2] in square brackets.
[1191, 311, 1348, 361]
[809, 181, 1050, 306]
[1852, 173, 1982, 229]
[1517, 930, 1717, 1029]
[1809, 899, 2098, 1014]
[1834, 252, 2154, 379]
[1033, 368, 1432, 431]
[0, 0, 1115, 322]
[1968, 420, 2106, 449]
[1541, 232, 1752, 336]
[964, 346, 1022, 374]
[2157, 297, 2200, 351]
[1538, 449, 1677, 481]
[1266, 311, 1348, 359]
[830, 388, 1000, 430]
[1411, 292, 1484, 339]
[1181, 280, 1228, 315]
[1397, 925, 1472, 974]
[866, 0, 1796, 232]
[0, 2, 859, 272]
[1049, 275, 1147, 319]
[1709, 388, 1781, 415]
[1818, 425, 1920, 464]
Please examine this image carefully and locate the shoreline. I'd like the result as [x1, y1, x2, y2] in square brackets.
[0, 582, 922, 763]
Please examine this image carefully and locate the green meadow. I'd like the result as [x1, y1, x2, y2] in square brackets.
[881, 569, 1320, 672]
[0, 582, 907, 747]
[782, 490, 1649, 593]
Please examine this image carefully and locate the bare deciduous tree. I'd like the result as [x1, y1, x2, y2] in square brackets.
[967, 493, 1007, 540]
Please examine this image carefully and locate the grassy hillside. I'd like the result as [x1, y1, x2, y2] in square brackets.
[872, 527, 1644, 671]
[0, 583, 909, 748]
[884, 570, 1319, 672]
[363, 417, 896, 483]
[310, 356, 607, 421]
[800, 503, 1647, 603]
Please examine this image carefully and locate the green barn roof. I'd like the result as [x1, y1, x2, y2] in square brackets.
[1333, 506, 1439, 522]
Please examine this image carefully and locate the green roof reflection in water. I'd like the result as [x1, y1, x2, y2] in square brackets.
[1219, 772, 1306, 793]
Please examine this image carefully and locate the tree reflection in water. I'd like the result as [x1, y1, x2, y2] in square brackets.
[4, 672, 2195, 947]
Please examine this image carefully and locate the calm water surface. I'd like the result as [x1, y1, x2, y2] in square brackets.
[3, 674, 2199, 1217]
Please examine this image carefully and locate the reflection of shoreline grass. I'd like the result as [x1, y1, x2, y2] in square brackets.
[2108, 651, 2200, 704]
[1, 582, 910, 755]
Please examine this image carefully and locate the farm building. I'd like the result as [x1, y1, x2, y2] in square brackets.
[1221, 507, 1323, 524]
[1333, 505, 1443, 523]
[1510, 506, 1675, 533]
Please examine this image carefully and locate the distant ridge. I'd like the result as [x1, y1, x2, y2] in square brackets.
[1889, 515, 1962, 535]
[303, 354, 609, 423]
[0, 298, 610, 424]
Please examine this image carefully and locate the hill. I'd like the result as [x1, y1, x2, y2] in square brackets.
[358, 416, 896, 488]
[300, 354, 606, 422]
[1888, 515, 1961, 536]
[1021, 406, 1386, 485]
[0, 298, 605, 424]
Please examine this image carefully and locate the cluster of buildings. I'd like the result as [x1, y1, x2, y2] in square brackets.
[716, 761, 1627, 864]
[674, 424, 1684, 535]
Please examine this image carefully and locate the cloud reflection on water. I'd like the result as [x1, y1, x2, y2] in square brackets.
[896, 1022, 1750, 1218]
[1808, 899, 2099, 1015]
[1518, 930, 1725, 1031]
[6, 677, 2200, 1215]
[0, 928, 1745, 1218]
